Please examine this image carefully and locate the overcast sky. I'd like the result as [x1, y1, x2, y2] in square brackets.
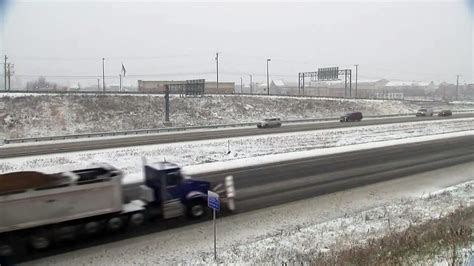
[0, 0, 473, 88]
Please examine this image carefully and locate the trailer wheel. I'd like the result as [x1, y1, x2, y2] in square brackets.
[107, 217, 124, 231]
[0, 244, 12, 256]
[129, 212, 145, 227]
[84, 221, 102, 235]
[188, 199, 206, 218]
[30, 235, 50, 250]
[54, 225, 77, 241]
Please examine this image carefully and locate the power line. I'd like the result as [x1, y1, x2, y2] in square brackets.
[13, 71, 296, 78]
[7, 54, 208, 61]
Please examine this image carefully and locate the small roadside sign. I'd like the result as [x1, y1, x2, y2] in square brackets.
[208, 190, 220, 261]
[207, 190, 220, 211]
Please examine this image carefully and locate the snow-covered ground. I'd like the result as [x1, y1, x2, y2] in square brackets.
[25, 160, 474, 265]
[0, 93, 461, 139]
[2, 118, 474, 179]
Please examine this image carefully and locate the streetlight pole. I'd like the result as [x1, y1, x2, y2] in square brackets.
[249, 74, 253, 94]
[216, 52, 219, 92]
[102, 58, 106, 92]
[266, 59, 271, 95]
[240, 77, 243, 94]
[354, 64, 359, 98]
[456, 74, 460, 101]
[7, 64, 12, 91]
[4, 55, 7, 91]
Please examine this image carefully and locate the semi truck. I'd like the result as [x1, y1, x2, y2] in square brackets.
[0, 162, 235, 256]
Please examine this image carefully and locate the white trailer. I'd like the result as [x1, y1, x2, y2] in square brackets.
[0, 165, 144, 255]
[0, 161, 235, 257]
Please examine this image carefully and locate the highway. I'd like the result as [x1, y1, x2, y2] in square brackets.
[199, 135, 474, 212]
[17, 134, 474, 263]
[2, 113, 474, 158]
[123, 135, 474, 211]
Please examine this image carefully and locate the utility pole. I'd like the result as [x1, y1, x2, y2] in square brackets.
[240, 77, 243, 94]
[7, 63, 12, 91]
[215, 52, 219, 92]
[97, 79, 100, 91]
[249, 74, 253, 94]
[354, 64, 359, 98]
[4, 55, 7, 91]
[102, 58, 105, 92]
[456, 75, 460, 101]
[443, 85, 446, 101]
[266, 59, 271, 95]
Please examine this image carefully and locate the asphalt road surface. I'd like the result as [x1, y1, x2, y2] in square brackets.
[2, 113, 474, 158]
[15, 135, 474, 263]
[123, 135, 474, 210]
[197, 135, 474, 212]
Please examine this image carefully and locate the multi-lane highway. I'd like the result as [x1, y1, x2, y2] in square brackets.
[198, 135, 474, 212]
[2, 113, 474, 158]
[4, 112, 474, 263]
[122, 135, 474, 212]
[17, 134, 474, 263]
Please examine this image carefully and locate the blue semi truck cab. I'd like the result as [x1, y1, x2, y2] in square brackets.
[139, 162, 235, 219]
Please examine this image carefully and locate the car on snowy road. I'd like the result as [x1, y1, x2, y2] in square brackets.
[438, 110, 452, 117]
[257, 118, 282, 128]
[340, 112, 363, 122]
[416, 108, 434, 117]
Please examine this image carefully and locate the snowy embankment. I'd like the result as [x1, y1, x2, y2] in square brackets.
[0, 93, 456, 139]
[26, 161, 474, 265]
[2, 118, 474, 178]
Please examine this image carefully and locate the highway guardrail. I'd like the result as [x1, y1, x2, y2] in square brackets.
[4, 111, 474, 145]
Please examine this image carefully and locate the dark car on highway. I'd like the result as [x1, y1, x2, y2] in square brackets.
[438, 110, 452, 117]
[257, 118, 282, 128]
[340, 112, 363, 122]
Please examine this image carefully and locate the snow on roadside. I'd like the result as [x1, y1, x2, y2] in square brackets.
[3, 93, 474, 139]
[26, 161, 474, 265]
[2, 118, 474, 180]
[0, 94, 419, 139]
[199, 181, 474, 264]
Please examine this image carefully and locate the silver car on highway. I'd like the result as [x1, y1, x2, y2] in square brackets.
[416, 107, 434, 117]
[257, 118, 282, 128]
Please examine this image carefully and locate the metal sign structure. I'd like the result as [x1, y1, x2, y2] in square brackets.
[374, 92, 404, 100]
[298, 67, 352, 98]
[318, 67, 339, 80]
[166, 79, 205, 97]
[207, 190, 220, 261]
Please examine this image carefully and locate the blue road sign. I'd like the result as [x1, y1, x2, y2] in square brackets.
[207, 190, 220, 211]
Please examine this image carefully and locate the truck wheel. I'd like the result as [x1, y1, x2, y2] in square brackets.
[0, 244, 13, 256]
[54, 225, 77, 241]
[84, 221, 102, 235]
[129, 212, 145, 227]
[30, 235, 50, 250]
[188, 200, 206, 218]
[107, 217, 124, 231]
